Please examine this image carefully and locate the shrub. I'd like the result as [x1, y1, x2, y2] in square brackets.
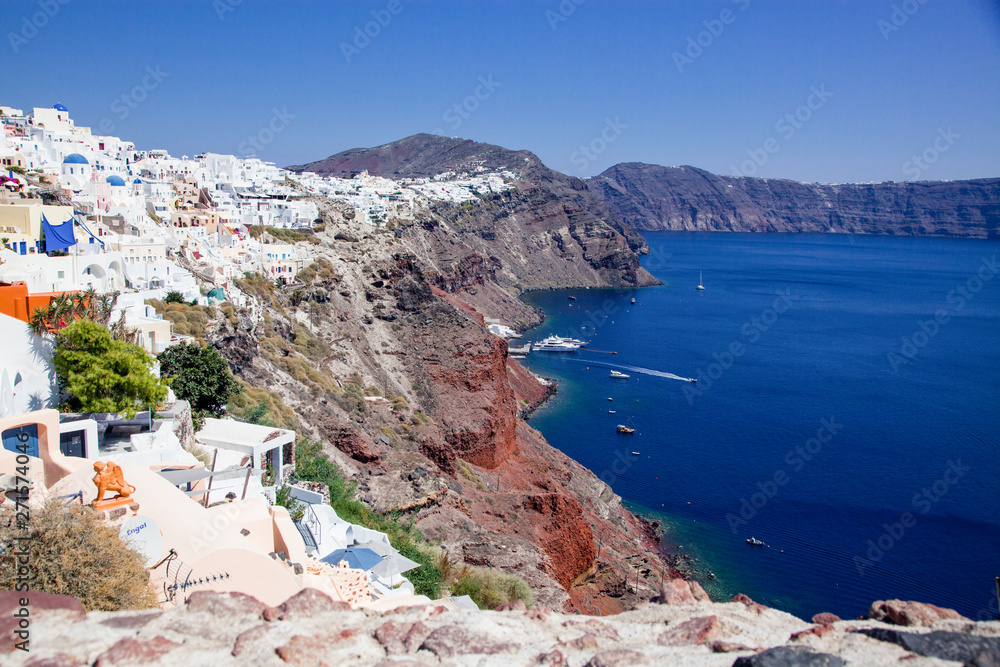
[54, 320, 168, 417]
[274, 485, 305, 520]
[451, 568, 533, 610]
[158, 342, 240, 418]
[456, 459, 487, 491]
[227, 383, 299, 430]
[0, 501, 158, 612]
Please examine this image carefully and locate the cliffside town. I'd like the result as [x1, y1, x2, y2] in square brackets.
[3, 106, 998, 664]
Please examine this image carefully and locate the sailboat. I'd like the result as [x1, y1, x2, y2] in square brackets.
[696, 271, 706, 291]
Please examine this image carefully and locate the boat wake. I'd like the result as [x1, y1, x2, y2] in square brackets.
[567, 359, 695, 383]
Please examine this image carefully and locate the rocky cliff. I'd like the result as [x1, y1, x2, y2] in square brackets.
[7, 589, 998, 666]
[290, 134, 658, 289]
[210, 211, 667, 613]
[587, 163, 1000, 238]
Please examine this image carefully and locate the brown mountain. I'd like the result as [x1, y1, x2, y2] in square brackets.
[587, 163, 1000, 238]
[288, 134, 657, 289]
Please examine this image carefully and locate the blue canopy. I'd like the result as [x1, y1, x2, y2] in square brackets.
[42, 214, 76, 252]
[320, 547, 383, 572]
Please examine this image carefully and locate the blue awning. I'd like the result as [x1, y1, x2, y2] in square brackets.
[42, 214, 76, 252]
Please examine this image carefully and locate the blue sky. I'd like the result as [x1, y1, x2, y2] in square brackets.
[4, 0, 999, 183]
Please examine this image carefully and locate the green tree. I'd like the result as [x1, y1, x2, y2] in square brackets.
[54, 320, 168, 417]
[157, 342, 239, 417]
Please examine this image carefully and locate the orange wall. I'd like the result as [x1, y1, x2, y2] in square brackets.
[0, 281, 78, 324]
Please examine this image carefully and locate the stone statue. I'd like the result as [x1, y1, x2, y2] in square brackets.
[91, 461, 135, 507]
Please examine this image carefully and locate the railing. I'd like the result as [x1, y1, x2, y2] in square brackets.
[56, 491, 83, 507]
[301, 501, 322, 548]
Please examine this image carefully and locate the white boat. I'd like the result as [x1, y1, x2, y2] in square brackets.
[609, 370, 630, 379]
[534, 334, 587, 351]
[696, 271, 706, 291]
[631, 298, 636, 304]
[533, 338, 579, 352]
[548, 334, 588, 346]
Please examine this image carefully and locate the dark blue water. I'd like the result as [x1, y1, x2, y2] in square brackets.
[521, 233, 1000, 622]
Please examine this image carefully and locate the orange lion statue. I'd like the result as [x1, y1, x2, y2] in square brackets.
[91, 461, 136, 505]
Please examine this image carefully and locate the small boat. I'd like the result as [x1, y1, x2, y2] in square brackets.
[608, 410, 616, 414]
[616, 425, 635, 434]
[696, 271, 706, 291]
[631, 298, 636, 304]
[746, 537, 765, 547]
[631, 451, 640, 456]
[607, 397, 613, 401]
[609, 370, 630, 379]
[567, 295, 576, 300]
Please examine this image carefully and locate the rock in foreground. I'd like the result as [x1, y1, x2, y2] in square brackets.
[5, 589, 998, 666]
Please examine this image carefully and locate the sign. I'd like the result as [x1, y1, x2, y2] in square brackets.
[119, 514, 165, 567]
[2, 423, 39, 458]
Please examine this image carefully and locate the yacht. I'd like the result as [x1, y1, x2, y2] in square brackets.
[533, 337, 579, 352]
[534, 335, 587, 351]
[609, 370, 630, 379]
[696, 271, 706, 291]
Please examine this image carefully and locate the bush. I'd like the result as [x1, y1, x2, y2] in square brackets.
[227, 383, 299, 430]
[451, 567, 533, 610]
[274, 485, 305, 520]
[54, 320, 168, 417]
[0, 501, 158, 612]
[157, 342, 240, 417]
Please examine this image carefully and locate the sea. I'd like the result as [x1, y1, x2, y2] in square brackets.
[519, 232, 1000, 622]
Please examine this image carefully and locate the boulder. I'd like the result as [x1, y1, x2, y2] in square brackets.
[868, 599, 970, 626]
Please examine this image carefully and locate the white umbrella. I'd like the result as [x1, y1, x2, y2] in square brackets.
[356, 541, 421, 584]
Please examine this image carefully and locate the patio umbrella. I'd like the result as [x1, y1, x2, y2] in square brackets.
[354, 540, 396, 557]
[371, 551, 421, 580]
[320, 547, 384, 572]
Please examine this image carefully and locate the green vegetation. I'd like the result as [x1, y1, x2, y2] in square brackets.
[164, 290, 195, 305]
[54, 320, 168, 418]
[157, 342, 240, 428]
[296, 258, 337, 286]
[27, 286, 124, 338]
[0, 501, 158, 612]
[450, 563, 533, 610]
[293, 440, 443, 597]
[247, 225, 320, 245]
[456, 459, 488, 491]
[234, 272, 278, 302]
[146, 299, 216, 343]
[227, 382, 299, 430]
[293, 441, 532, 608]
[274, 484, 305, 520]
